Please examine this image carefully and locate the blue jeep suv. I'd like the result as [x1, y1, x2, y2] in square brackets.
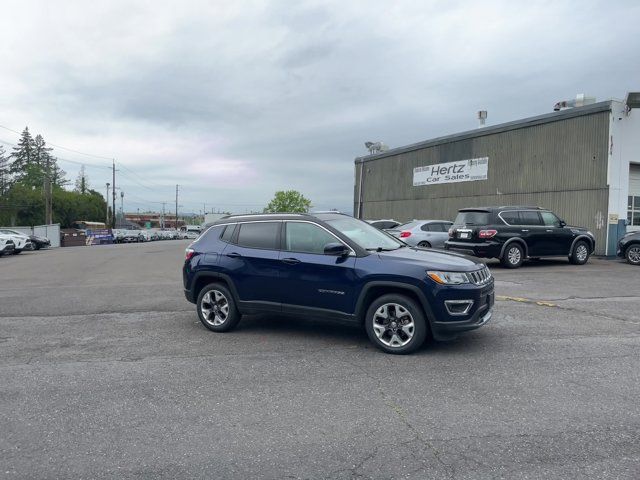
[183, 212, 494, 354]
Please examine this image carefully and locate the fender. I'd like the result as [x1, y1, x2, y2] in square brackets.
[188, 270, 241, 305]
[354, 281, 436, 327]
[499, 238, 529, 258]
[569, 235, 595, 255]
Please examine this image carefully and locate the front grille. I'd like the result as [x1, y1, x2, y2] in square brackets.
[467, 266, 492, 285]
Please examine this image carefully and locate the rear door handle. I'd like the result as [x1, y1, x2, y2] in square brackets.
[521, 229, 529, 232]
[282, 257, 301, 265]
[546, 229, 553, 232]
[226, 252, 242, 258]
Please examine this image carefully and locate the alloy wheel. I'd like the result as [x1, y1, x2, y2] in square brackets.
[508, 246, 521, 265]
[372, 303, 415, 348]
[627, 246, 640, 264]
[576, 244, 588, 262]
[200, 290, 230, 326]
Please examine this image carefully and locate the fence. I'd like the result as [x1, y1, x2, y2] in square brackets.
[8, 224, 61, 248]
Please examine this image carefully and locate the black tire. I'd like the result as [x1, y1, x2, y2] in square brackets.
[569, 240, 590, 265]
[624, 244, 640, 266]
[13, 249, 21, 255]
[365, 294, 428, 354]
[500, 243, 524, 268]
[196, 283, 241, 332]
[34, 244, 41, 250]
[417, 241, 431, 248]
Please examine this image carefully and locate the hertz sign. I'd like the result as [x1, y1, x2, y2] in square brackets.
[413, 157, 489, 186]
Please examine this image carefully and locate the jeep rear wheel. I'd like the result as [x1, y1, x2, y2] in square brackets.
[197, 283, 241, 332]
[501, 243, 523, 268]
[365, 294, 427, 354]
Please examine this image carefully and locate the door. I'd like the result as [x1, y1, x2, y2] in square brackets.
[279, 221, 356, 314]
[219, 221, 283, 307]
[539, 211, 574, 255]
[515, 210, 546, 257]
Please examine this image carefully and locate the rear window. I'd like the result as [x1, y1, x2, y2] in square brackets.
[397, 221, 420, 230]
[236, 222, 280, 250]
[220, 224, 236, 243]
[453, 212, 490, 226]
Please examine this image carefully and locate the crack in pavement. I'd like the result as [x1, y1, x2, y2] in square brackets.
[344, 359, 456, 479]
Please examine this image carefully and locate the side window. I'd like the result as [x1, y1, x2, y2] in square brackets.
[285, 222, 340, 254]
[220, 224, 236, 243]
[540, 211, 561, 227]
[519, 211, 543, 226]
[236, 222, 280, 250]
[500, 211, 519, 225]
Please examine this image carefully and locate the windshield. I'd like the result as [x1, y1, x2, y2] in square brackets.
[453, 211, 490, 226]
[324, 216, 403, 250]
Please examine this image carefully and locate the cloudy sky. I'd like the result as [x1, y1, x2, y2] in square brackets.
[1, 0, 639, 214]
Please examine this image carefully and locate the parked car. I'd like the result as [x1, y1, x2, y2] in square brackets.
[366, 219, 401, 230]
[182, 231, 199, 240]
[0, 229, 33, 254]
[617, 230, 640, 265]
[183, 212, 494, 354]
[28, 234, 51, 250]
[0, 234, 16, 256]
[387, 220, 453, 249]
[444, 206, 595, 268]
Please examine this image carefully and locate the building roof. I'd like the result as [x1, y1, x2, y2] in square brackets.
[355, 100, 614, 164]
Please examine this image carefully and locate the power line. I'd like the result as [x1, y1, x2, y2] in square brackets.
[0, 124, 114, 160]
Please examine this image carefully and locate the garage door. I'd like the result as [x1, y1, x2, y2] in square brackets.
[628, 164, 640, 230]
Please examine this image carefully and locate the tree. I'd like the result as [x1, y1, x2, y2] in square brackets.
[9, 127, 37, 185]
[74, 165, 90, 194]
[264, 190, 312, 213]
[0, 145, 10, 197]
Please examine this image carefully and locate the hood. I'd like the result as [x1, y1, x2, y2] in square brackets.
[375, 246, 484, 272]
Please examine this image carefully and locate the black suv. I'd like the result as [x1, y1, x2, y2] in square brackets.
[444, 206, 595, 268]
[183, 212, 494, 354]
[617, 231, 640, 265]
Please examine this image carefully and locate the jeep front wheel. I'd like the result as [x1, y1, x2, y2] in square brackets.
[365, 294, 427, 354]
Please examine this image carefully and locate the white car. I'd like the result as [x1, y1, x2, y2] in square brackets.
[0, 229, 33, 254]
[0, 234, 16, 256]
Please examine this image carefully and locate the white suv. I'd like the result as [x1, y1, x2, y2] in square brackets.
[0, 234, 16, 256]
[0, 229, 33, 254]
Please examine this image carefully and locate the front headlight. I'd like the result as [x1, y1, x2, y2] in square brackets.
[427, 271, 470, 285]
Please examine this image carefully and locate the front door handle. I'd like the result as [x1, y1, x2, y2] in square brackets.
[282, 257, 301, 265]
[546, 229, 553, 232]
[226, 252, 242, 258]
[521, 229, 529, 232]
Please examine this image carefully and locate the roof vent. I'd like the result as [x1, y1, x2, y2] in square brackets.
[553, 93, 596, 111]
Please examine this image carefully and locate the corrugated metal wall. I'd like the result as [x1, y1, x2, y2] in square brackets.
[355, 111, 610, 254]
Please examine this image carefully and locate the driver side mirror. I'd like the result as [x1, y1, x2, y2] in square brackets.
[559, 220, 566, 227]
[324, 242, 350, 256]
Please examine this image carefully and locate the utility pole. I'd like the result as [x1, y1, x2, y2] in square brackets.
[105, 183, 110, 225]
[120, 191, 124, 216]
[175, 184, 179, 229]
[161, 202, 166, 229]
[44, 155, 52, 224]
[112, 160, 116, 228]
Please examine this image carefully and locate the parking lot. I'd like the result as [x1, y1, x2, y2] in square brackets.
[1, 242, 639, 479]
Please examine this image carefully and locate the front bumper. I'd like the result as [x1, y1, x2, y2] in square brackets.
[428, 280, 495, 341]
[444, 240, 501, 259]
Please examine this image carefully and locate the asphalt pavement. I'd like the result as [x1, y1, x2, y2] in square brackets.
[1, 242, 639, 479]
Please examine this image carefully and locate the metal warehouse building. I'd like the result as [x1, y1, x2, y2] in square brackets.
[354, 95, 640, 256]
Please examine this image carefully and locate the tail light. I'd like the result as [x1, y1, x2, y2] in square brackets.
[478, 229, 497, 239]
[399, 231, 412, 238]
[185, 248, 195, 261]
